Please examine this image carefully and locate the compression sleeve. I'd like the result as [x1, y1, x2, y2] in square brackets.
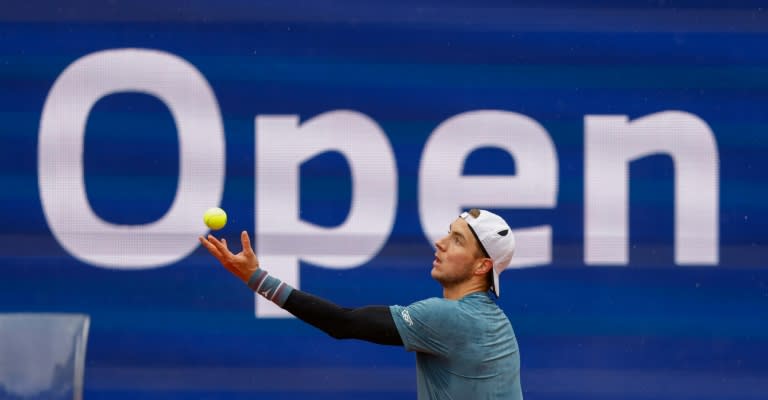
[283, 290, 403, 346]
[248, 269, 403, 346]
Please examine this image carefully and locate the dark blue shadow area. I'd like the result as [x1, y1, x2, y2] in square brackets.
[84, 93, 179, 224]
[463, 146, 517, 176]
[299, 151, 352, 227]
[629, 154, 675, 264]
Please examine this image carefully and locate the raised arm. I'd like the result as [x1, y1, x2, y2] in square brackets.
[199, 232, 402, 346]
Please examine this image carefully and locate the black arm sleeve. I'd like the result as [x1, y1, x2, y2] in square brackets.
[282, 289, 403, 346]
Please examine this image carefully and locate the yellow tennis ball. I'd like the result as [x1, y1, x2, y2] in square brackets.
[203, 207, 227, 230]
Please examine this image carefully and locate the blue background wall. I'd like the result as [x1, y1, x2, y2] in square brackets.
[1, 1, 767, 399]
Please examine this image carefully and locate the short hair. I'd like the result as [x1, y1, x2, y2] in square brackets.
[467, 208, 493, 286]
[466, 208, 488, 258]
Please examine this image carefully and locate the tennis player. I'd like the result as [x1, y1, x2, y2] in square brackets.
[200, 209, 523, 399]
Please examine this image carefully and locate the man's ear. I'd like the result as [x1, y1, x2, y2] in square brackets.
[475, 258, 493, 275]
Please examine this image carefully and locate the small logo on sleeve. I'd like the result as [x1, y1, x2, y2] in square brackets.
[401, 309, 413, 327]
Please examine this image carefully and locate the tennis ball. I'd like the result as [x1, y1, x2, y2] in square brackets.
[203, 207, 227, 230]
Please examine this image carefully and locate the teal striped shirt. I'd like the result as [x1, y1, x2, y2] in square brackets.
[390, 292, 523, 400]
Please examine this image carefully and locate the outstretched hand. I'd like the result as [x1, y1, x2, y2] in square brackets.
[199, 231, 259, 283]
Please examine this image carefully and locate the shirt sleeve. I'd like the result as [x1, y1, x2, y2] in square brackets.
[389, 298, 457, 356]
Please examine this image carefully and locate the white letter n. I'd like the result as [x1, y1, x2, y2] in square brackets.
[585, 111, 719, 266]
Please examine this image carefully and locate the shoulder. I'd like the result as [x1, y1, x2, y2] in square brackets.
[407, 297, 458, 315]
[388, 298, 464, 355]
[390, 297, 458, 326]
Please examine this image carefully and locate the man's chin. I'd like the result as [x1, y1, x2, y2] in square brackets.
[430, 267, 442, 281]
[432, 270, 455, 288]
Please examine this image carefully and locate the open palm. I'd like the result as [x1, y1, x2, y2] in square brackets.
[199, 231, 260, 283]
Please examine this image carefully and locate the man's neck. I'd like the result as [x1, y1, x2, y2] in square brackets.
[442, 280, 489, 300]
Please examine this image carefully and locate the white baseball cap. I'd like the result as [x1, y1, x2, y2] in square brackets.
[460, 210, 515, 297]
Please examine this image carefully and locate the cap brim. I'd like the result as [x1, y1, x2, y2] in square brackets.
[492, 268, 500, 297]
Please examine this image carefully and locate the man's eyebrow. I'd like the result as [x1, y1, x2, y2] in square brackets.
[449, 223, 466, 240]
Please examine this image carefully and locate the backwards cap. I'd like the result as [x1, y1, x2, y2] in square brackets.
[460, 210, 515, 297]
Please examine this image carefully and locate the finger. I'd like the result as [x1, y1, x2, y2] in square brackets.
[200, 237, 244, 278]
[207, 234, 233, 257]
[199, 236, 225, 259]
[199, 235, 219, 252]
[206, 234, 224, 250]
[241, 231, 255, 256]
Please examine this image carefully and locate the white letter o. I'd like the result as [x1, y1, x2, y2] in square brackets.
[38, 49, 225, 269]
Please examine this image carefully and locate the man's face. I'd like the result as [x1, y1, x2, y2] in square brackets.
[431, 218, 484, 287]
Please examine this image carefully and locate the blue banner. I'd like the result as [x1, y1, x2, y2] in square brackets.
[1, 2, 767, 399]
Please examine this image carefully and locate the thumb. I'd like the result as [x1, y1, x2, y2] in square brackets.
[241, 231, 255, 256]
